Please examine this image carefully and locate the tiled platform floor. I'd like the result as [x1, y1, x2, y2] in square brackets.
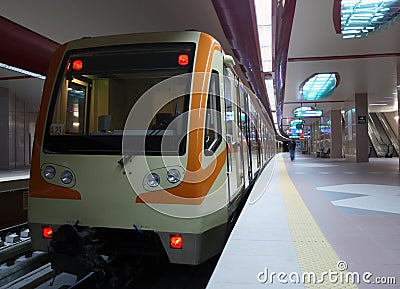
[207, 153, 400, 288]
[0, 168, 30, 182]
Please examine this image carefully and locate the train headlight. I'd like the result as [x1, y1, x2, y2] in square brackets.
[60, 170, 73, 184]
[43, 166, 56, 179]
[146, 173, 160, 187]
[167, 169, 181, 184]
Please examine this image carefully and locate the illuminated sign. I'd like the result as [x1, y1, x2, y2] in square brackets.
[357, 115, 366, 124]
[289, 119, 303, 127]
[293, 106, 323, 118]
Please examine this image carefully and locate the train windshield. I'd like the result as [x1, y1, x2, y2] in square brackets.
[43, 43, 195, 155]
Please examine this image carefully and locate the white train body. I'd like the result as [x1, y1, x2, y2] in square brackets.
[28, 31, 276, 276]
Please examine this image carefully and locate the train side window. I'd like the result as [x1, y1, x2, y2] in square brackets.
[204, 71, 222, 154]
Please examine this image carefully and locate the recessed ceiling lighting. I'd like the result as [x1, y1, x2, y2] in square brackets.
[300, 73, 339, 100]
[369, 103, 388, 106]
[0, 63, 45, 79]
[341, 0, 400, 39]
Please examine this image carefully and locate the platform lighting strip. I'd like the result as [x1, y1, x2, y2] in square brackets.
[254, 0, 282, 135]
[341, 0, 400, 39]
[254, 0, 273, 72]
[0, 63, 45, 80]
[300, 73, 338, 101]
[265, 78, 280, 132]
[265, 79, 276, 111]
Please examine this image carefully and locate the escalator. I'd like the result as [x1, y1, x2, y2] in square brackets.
[368, 114, 387, 157]
[376, 112, 399, 156]
[368, 113, 399, 158]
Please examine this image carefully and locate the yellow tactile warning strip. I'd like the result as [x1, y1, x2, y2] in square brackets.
[278, 154, 358, 288]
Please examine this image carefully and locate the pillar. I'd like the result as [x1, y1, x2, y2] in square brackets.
[355, 93, 368, 162]
[311, 121, 319, 154]
[330, 110, 342, 158]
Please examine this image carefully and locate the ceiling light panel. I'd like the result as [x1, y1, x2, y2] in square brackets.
[300, 73, 339, 101]
[341, 0, 400, 39]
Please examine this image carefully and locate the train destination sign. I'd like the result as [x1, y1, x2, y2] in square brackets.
[293, 106, 323, 118]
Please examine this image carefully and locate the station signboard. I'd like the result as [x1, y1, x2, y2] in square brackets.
[293, 106, 323, 118]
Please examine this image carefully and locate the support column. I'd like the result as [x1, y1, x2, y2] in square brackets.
[0, 87, 9, 170]
[314, 118, 323, 152]
[330, 110, 342, 158]
[355, 93, 368, 162]
[311, 120, 319, 154]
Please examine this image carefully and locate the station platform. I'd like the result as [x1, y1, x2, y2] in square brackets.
[207, 153, 400, 288]
[0, 169, 30, 229]
[0, 169, 30, 183]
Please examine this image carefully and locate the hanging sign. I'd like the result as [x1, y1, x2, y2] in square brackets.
[293, 106, 323, 118]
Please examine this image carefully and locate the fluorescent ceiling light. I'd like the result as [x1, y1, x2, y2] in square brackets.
[265, 79, 276, 111]
[254, 0, 272, 72]
[300, 73, 339, 101]
[0, 63, 45, 80]
[255, 0, 282, 135]
[369, 103, 388, 105]
[341, 0, 400, 39]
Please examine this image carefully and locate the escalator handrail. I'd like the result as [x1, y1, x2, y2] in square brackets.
[376, 112, 399, 155]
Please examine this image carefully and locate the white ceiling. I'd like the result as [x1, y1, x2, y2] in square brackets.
[0, 0, 399, 132]
[1, 0, 226, 44]
[0, 0, 228, 109]
[284, 0, 400, 128]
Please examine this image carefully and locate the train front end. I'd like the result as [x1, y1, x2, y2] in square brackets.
[29, 31, 230, 276]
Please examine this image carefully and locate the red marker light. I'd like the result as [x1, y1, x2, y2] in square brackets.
[72, 59, 83, 71]
[178, 54, 189, 66]
[170, 234, 183, 249]
[42, 226, 53, 239]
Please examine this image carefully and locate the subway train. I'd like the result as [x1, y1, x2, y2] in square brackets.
[28, 31, 276, 277]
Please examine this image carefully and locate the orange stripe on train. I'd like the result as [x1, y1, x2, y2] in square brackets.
[136, 33, 224, 205]
[29, 44, 82, 200]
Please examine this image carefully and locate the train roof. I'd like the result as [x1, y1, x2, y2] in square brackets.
[63, 30, 215, 51]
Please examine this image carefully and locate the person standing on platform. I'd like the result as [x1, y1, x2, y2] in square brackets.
[289, 139, 296, 161]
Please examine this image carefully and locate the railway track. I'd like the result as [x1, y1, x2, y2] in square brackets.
[0, 225, 218, 289]
[0, 178, 217, 288]
[0, 224, 50, 288]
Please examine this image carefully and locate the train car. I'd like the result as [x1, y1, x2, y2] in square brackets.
[28, 31, 276, 277]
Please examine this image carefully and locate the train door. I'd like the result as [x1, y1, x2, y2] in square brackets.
[240, 88, 252, 183]
[248, 111, 259, 176]
[256, 114, 261, 169]
[262, 123, 267, 163]
[223, 67, 244, 202]
[236, 86, 247, 188]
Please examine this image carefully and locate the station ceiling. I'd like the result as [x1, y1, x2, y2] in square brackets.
[285, 0, 400, 132]
[0, 0, 399, 135]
